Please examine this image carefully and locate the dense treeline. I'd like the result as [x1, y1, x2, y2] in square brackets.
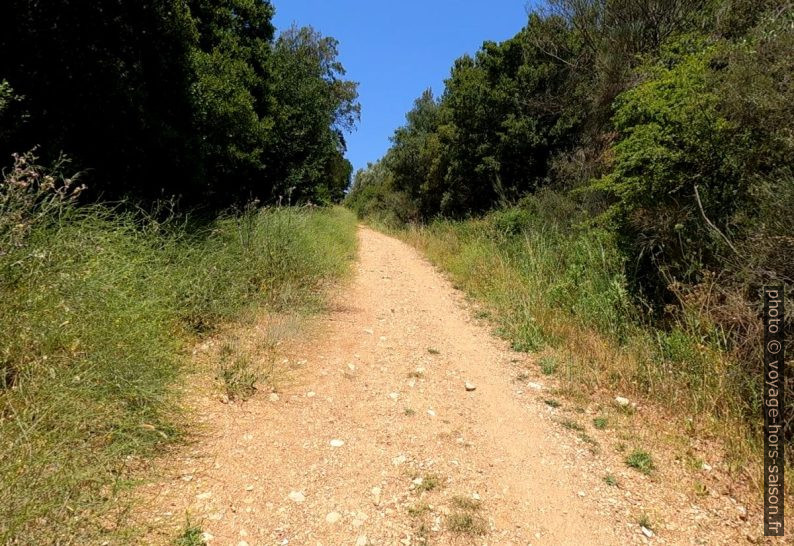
[0, 1, 358, 206]
[348, 1, 792, 433]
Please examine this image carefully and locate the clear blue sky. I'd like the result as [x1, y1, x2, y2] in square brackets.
[272, 1, 533, 174]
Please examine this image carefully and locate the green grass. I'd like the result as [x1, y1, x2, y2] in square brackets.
[604, 474, 618, 486]
[538, 356, 557, 375]
[626, 449, 655, 475]
[175, 523, 205, 546]
[396, 198, 744, 412]
[593, 417, 608, 429]
[217, 350, 259, 401]
[0, 183, 356, 544]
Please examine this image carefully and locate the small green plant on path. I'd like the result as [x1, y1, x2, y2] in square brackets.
[626, 449, 655, 475]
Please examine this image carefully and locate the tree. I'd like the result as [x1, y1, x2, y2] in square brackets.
[0, 1, 358, 206]
[188, 0, 277, 203]
[267, 26, 359, 204]
[0, 1, 200, 200]
[387, 89, 443, 218]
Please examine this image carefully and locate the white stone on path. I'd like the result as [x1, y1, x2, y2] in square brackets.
[288, 490, 305, 503]
[330, 439, 345, 447]
[325, 511, 342, 524]
[465, 382, 476, 391]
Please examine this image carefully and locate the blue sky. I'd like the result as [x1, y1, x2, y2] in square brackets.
[272, 1, 533, 174]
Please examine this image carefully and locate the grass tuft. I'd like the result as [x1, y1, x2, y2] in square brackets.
[593, 417, 608, 429]
[559, 418, 585, 432]
[216, 342, 264, 401]
[538, 356, 557, 375]
[175, 522, 205, 546]
[447, 496, 486, 535]
[415, 474, 441, 492]
[637, 513, 653, 531]
[626, 449, 655, 475]
[451, 495, 481, 511]
[407, 503, 431, 517]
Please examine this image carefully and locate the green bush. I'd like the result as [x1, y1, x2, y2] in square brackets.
[489, 208, 532, 238]
[345, 159, 419, 228]
[591, 41, 738, 300]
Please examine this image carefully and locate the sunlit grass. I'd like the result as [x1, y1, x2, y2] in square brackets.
[0, 201, 356, 543]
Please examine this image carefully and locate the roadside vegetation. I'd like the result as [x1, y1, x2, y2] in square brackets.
[347, 0, 792, 492]
[0, 153, 356, 543]
[0, 2, 359, 541]
[398, 199, 755, 459]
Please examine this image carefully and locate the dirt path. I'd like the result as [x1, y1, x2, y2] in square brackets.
[142, 226, 753, 545]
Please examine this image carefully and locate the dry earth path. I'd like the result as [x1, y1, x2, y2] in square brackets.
[143, 226, 754, 545]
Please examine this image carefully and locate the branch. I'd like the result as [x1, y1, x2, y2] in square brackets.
[694, 184, 740, 256]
